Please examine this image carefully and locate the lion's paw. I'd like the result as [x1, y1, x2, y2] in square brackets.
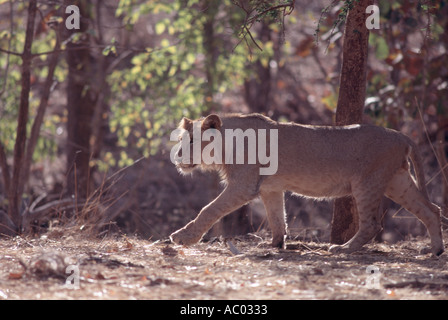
[170, 227, 202, 246]
[328, 244, 356, 254]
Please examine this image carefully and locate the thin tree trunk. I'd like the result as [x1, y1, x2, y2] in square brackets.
[243, 21, 272, 114]
[19, 30, 61, 199]
[436, 125, 448, 207]
[0, 141, 10, 192]
[7, 0, 37, 230]
[203, 0, 218, 112]
[331, 0, 372, 244]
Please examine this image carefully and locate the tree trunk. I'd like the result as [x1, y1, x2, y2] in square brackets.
[243, 21, 272, 114]
[65, 0, 97, 200]
[203, 0, 219, 112]
[330, 0, 372, 244]
[7, 0, 37, 231]
[19, 28, 61, 200]
[436, 121, 448, 207]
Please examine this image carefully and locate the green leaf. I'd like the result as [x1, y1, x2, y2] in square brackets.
[375, 37, 389, 60]
[185, 52, 195, 64]
[160, 38, 170, 48]
[155, 21, 166, 35]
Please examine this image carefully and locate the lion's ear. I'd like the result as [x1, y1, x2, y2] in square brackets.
[201, 114, 222, 130]
[179, 117, 193, 130]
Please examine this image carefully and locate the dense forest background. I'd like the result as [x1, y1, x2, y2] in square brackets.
[0, 0, 447, 244]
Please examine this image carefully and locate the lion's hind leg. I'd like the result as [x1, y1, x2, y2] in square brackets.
[385, 168, 444, 256]
[329, 182, 384, 254]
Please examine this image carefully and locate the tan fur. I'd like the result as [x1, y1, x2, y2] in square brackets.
[170, 113, 444, 256]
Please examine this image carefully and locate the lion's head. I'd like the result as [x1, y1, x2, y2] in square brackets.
[171, 114, 223, 174]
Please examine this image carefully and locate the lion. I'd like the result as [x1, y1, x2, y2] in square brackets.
[169, 113, 444, 256]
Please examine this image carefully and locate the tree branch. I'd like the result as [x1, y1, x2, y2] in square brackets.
[0, 47, 22, 57]
[246, 2, 295, 25]
[232, 0, 295, 52]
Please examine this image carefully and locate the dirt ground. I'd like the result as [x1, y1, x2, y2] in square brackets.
[0, 229, 447, 300]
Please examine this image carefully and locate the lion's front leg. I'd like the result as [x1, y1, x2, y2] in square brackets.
[170, 184, 258, 246]
[260, 190, 287, 248]
[169, 221, 203, 246]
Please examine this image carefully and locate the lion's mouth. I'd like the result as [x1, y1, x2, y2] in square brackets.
[176, 162, 198, 172]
